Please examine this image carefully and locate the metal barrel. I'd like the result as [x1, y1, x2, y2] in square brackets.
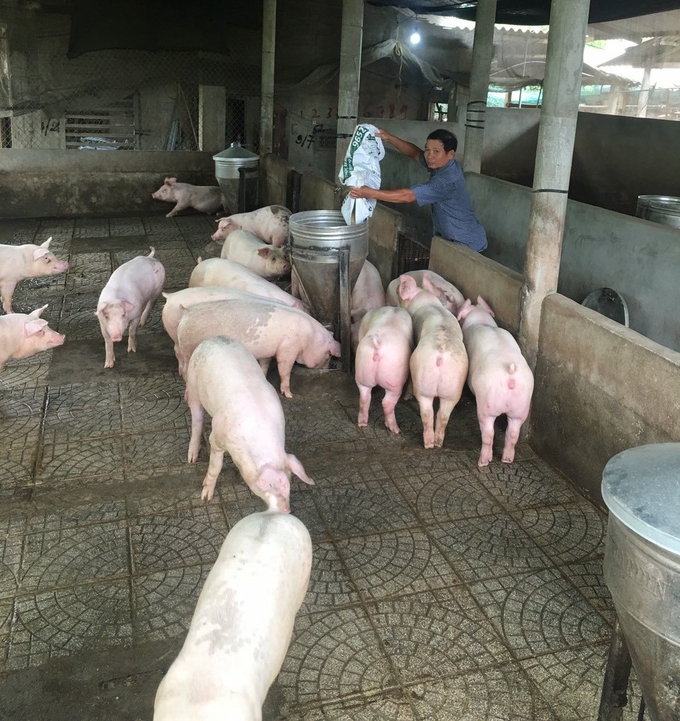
[636, 195, 680, 227]
[602, 443, 680, 721]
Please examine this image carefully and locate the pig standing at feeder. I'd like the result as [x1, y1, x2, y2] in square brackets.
[0, 238, 69, 314]
[0, 305, 65, 371]
[220, 229, 291, 280]
[96, 248, 165, 368]
[387, 269, 464, 314]
[398, 274, 468, 449]
[152, 177, 227, 218]
[153, 509, 312, 721]
[184, 336, 314, 506]
[211, 205, 291, 247]
[457, 296, 534, 467]
[350, 260, 387, 349]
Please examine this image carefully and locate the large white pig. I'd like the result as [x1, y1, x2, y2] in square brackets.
[162, 286, 290, 349]
[0, 238, 69, 314]
[184, 336, 314, 505]
[0, 305, 65, 371]
[457, 296, 534, 467]
[153, 509, 312, 721]
[386, 270, 464, 314]
[355, 306, 413, 434]
[95, 248, 165, 368]
[398, 275, 468, 449]
[152, 177, 227, 217]
[188, 258, 307, 312]
[350, 260, 386, 349]
[176, 299, 341, 397]
[211, 205, 291, 247]
[220, 229, 291, 280]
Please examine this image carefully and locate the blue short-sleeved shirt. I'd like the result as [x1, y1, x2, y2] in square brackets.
[410, 156, 488, 252]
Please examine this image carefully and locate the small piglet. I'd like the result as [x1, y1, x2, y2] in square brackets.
[386, 270, 464, 314]
[457, 296, 534, 467]
[398, 275, 468, 449]
[184, 336, 314, 505]
[96, 248, 165, 368]
[153, 509, 312, 721]
[189, 257, 307, 312]
[176, 298, 341, 396]
[0, 305, 65, 371]
[152, 177, 226, 218]
[211, 205, 291, 247]
[0, 238, 69, 314]
[355, 306, 413, 434]
[220, 229, 291, 280]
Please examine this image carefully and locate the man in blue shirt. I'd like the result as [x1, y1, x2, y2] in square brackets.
[349, 128, 487, 252]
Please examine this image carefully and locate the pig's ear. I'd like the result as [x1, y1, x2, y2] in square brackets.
[24, 319, 48, 336]
[257, 248, 271, 258]
[421, 274, 438, 295]
[27, 304, 48, 319]
[287, 453, 314, 485]
[33, 247, 49, 260]
[477, 296, 495, 316]
[40, 237, 53, 249]
[456, 298, 473, 321]
[397, 274, 418, 301]
[164, 177, 176, 185]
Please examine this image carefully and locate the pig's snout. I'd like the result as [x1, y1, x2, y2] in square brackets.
[268, 495, 291, 513]
[53, 261, 69, 273]
[210, 230, 224, 242]
[50, 332, 66, 348]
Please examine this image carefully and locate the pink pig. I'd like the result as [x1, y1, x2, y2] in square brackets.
[152, 177, 226, 218]
[185, 335, 314, 507]
[211, 205, 291, 247]
[220, 229, 291, 279]
[398, 274, 468, 449]
[457, 296, 534, 467]
[386, 270, 464, 314]
[96, 248, 165, 368]
[355, 306, 413, 434]
[350, 260, 386, 349]
[0, 238, 69, 314]
[0, 305, 65, 371]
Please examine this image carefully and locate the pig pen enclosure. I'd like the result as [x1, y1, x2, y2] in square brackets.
[0, 212, 639, 720]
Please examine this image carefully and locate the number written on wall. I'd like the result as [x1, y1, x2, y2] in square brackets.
[41, 118, 61, 136]
[362, 104, 408, 119]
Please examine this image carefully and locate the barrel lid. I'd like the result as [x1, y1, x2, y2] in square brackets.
[581, 287, 629, 327]
[213, 142, 259, 165]
[602, 443, 680, 555]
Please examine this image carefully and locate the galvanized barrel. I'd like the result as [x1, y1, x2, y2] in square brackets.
[636, 195, 680, 228]
[213, 142, 259, 213]
[602, 443, 680, 721]
[288, 210, 368, 331]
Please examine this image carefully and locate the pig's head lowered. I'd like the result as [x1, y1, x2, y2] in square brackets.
[297, 327, 342, 369]
[456, 296, 497, 328]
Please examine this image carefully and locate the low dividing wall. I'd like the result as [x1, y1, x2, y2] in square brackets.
[427, 237, 680, 507]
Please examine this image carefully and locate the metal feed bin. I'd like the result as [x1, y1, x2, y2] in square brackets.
[288, 210, 368, 374]
[213, 142, 259, 214]
[600, 443, 680, 721]
[636, 195, 680, 229]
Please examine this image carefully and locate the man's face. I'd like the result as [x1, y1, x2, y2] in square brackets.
[424, 139, 455, 171]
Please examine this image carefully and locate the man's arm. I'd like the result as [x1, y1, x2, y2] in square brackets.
[376, 129, 421, 162]
[349, 186, 416, 203]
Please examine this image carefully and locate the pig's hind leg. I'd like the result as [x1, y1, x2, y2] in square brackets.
[433, 397, 456, 448]
[186, 394, 205, 463]
[381, 388, 402, 434]
[201, 432, 225, 501]
[415, 393, 436, 449]
[501, 415, 523, 464]
[138, 299, 155, 327]
[127, 317, 141, 354]
[477, 413, 496, 467]
[356, 383, 373, 428]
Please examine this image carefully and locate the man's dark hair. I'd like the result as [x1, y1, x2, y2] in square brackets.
[427, 129, 458, 153]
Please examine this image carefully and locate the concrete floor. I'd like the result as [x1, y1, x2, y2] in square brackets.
[0, 214, 642, 720]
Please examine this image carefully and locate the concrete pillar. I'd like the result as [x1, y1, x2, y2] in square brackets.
[463, 0, 497, 173]
[198, 85, 226, 152]
[334, 0, 364, 180]
[518, 0, 590, 370]
[260, 0, 276, 155]
[637, 65, 652, 118]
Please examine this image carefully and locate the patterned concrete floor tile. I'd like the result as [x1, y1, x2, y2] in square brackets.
[7, 579, 133, 670]
[66, 251, 112, 272]
[129, 506, 228, 575]
[65, 268, 112, 295]
[43, 384, 122, 442]
[285, 400, 364, 446]
[348, 395, 425, 447]
[58, 292, 104, 339]
[12, 274, 67, 299]
[299, 455, 392, 488]
[0, 387, 45, 451]
[287, 692, 419, 720]
[312, 480, 420, 539]
[8, 294, 64, 323]
[475, 458, 584, 511]
[428, 513, 553, 582]
[520, 644, 643, 721]
[276, 606, 400, 710]
[468, 569, 611, 658]
[301, 541, 361, 614]
[0, 351, 52, 390]
[74, 219, 111, 237]
[0, 602, 12, 671]
[557, 558, 615, 619]
[0, 447, 37, 491]
[512, 501, 607, 566]
[123, 464, 213, 516]
[0, 515, 25, 600]
[123, 428, 199, 471]
[369, 587, 511, 684]
[37, 218, 74, 240]
[25, 499, 127, 535]
[119, 376, 189, 433]
[394, 468, 502, 525]
[406, 664, 559, 721]
[109, 217, 147, 236]
[20, 521, 129, 594]
[132, 565, 210, 643]
[38, 436, 124, 482]
[335, 529, 462, 602]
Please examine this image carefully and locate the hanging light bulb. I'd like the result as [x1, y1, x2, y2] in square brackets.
[410, 24, 421, 45]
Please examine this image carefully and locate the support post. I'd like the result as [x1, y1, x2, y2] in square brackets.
[518, 0, 590, 370]
[598, 616, 633, 721]
[260, 0, 276, 156]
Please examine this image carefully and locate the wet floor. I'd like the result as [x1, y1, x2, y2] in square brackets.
[0, 214, 640, 720]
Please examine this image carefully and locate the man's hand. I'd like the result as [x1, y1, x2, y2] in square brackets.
[349, 186, 376, 200]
